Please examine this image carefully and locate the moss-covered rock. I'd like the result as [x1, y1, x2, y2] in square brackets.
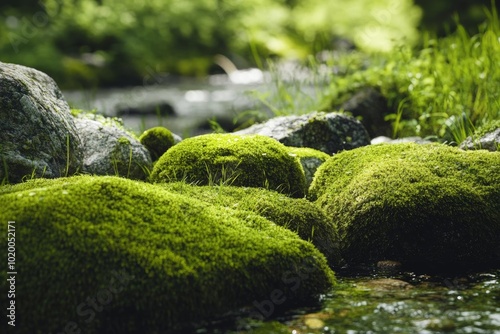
[287, 147, 331, 190]
[309, 143, 500, 270]
[162, 182, 342, 265]
[234, 111, 371, 155]
[150, 134, 307, 198]
[139, 126, 176, 161]
[0, 175, 334, 333]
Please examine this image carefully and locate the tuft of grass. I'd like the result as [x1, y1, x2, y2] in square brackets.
[64, 133, 71, 177]
[204, 161, 241, 187]
[207, 117, 226, 134]
[250, 56, 337, 117]
[21, 165, 47, 183]
[0, 145, 9, 185]
[110, 137, 134, 179]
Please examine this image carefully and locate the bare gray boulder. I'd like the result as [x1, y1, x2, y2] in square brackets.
[74, 114, 152, 180]
[234, 111, 370, 154]
[0, 62, 83, 183]
[460, 128, 500, 152]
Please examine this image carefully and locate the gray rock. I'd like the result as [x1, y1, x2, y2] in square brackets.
[371, 136, 433, 145]
[116, 101, 176, 117]
[172, 133, 183, 144]
[460, 128, 500, 152]
[340, 87, 391, 138]
[300, 156, 325, 189]
[287, 147, 330, 190]
[360, 278, 413, 291]
[234, 111, 370, 154]
[0, 62, 83, 183]
[74, 114, 152, 180]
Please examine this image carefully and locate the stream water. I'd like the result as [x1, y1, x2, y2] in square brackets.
[201, 268, 500, 334]
[62, 62, 327, 137]
[63, 74, 266, 137]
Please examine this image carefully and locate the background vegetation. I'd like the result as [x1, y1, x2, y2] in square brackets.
[1, 0, 495, 88]
[321, 12, 500, 143]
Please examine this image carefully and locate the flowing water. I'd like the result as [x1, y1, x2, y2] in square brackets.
[63, 62, 327, 137]
[63, 74, 265, 137]
[202, 268, 500, 334]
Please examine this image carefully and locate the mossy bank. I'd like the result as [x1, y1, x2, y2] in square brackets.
[309, 143, 500, 271]
[0, 176, 334, 333]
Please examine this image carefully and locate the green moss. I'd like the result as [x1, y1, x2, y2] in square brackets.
[0, 175, 334, 333]
[149, 134, 307, 198]
[287, 147, 330, 161]
[162, 182, 342, 265]
[74, 110, 137, 139]
[117, 136, 131, 146]
[309, 143, 500, 270]
[70, 108, 84, 117]
[139, 126, 175, 161]
[472, 119, 500, 139]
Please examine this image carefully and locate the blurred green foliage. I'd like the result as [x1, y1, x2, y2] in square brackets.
[319, 9, 500, 143]
[0, 0, 497, 91]
[291, 0, 421, 52]
[0, 0, 421, 88]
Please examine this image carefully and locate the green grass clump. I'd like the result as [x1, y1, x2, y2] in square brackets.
[250, 9, 499, 143]
[0, 175, 334, 333]
[309, 143, 500, 270]
[149, 134, 307, 198]
[139, 126, 175, 161]
[321, 11, 500, 143]
[161, 182, 342, 265]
